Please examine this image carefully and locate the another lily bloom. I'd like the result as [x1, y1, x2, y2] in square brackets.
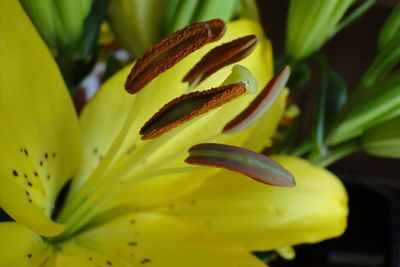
[0, 2, 347, 266]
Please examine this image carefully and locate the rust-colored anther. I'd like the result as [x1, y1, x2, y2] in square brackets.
[140, 83, 246, 140]
[183, 35, 258, 88]
[125, 19, 226, 94]
[206, 19, 227, 41]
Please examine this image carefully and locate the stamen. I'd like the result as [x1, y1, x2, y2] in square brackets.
[125, 19, 226, 94]
[185, 143, 295, 187]
[183, 35, 258, 88]
[140, 83, 246, 140]
[223, 66, 290, 134]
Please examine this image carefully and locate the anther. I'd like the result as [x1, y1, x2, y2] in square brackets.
[125, 19, 226, 94]
[140, 83, 246, 140]
[183, 35, 258, 88]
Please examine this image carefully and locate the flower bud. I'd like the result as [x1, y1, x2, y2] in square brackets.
[19, 0, 92, 51]
[362, 116, 400, 159]
[286, 0, 355, 60]
[108, 0, 165, 58]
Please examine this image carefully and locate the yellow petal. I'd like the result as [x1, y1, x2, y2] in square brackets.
[56, 212, 266, 267]
[166, 155, 348, 251]
[0, 1, 80, 235]
[73, 19, 273, 194]
[0, 222, 50, 267]
[91, 169, 213, 218]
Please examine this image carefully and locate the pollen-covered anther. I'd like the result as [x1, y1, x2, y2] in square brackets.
[125, 19, 226, 94]
[183, 35, 258, 88]
[185, 143, 295, 187]
[223, 65, 291, 134]
[140, 83, 246, 140]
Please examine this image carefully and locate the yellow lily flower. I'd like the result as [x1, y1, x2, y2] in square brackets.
[0, 1, 347, 267]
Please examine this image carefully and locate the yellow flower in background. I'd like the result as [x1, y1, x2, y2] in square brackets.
[0, 1, 347, 266]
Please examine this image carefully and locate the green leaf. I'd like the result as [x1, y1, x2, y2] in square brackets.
[271, 120, 300, 154]
[76, 0, 109, 58]
[274, 55, 311, 90]
[325, 69, 348, 126]
[330, 73, 400, 145]
[378, 3, 400, 51]
[311, 54, 347, 155]
[288, 62, 311, 90]
[361, 36, 400, 91]
[103, 55, 124, 81]
[56, 0, 109, 89]
[312, 56, 329, 154]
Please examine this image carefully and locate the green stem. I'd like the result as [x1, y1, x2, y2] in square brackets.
[310, 140, 361, 167]
[313, 53, 328, 154]
[290, 138, 313, 157]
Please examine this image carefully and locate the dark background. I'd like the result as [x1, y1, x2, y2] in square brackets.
[256, 1, 399, 266]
